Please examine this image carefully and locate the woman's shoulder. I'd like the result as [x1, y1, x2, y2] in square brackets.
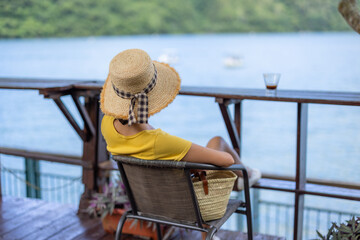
[101, 115, 114, 128]
[154, 129, 191, 145]
[102, 114, 115, 125]
[153, 129, 192, 161]
[154, 129, 178, 137]
[101, 115, 117, 138]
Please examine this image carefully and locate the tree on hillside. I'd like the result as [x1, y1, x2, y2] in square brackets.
[339, 0, 360, 33]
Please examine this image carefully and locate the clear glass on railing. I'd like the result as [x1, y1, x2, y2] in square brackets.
[263, 73, 281, 96]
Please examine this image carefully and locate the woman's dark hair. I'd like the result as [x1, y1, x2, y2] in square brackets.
[118, 118, 128, 125]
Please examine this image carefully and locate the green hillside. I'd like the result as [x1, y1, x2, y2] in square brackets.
[0, 0, 351, 38]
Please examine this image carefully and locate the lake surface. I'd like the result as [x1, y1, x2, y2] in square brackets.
[0, 33, 359, 214]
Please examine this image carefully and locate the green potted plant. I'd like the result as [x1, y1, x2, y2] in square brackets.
[87, 177, 161, 239]
[316, 216, 360, 240]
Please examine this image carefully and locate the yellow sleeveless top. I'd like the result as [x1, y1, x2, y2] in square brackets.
[101, 115, 192, 161]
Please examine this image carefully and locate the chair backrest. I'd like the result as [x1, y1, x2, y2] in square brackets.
[113, 156, 202, 226]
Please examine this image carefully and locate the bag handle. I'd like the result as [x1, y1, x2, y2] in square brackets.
[194, 171, 209, 195]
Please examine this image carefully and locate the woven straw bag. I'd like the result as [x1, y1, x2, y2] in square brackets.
[192, 170, 237, 222]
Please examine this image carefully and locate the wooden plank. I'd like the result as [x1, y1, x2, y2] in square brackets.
[0, 197, 44, 220]
[175, 228, 286, 240]
[74, 84, 360, 106]
[21, 209, 85, 240]
[180, 86, 360, 106]
[1, 78, 360, 106]
[100, 234, 116, 240]
[72, 218, 108, 240]
[47, 215, 101, 240]
[73, 82, 103, 91]
[0, 197, 287, 240]
[0, 196, 31, 211]
[53, 85, 360, 106]
[0, 78, 80, 90]
[2, 205, 76, 239]
[0, 147, 91, 168]
[39, 81, 98, 93]
[73, 81, 360, 104]
[0, 201, 56, 235]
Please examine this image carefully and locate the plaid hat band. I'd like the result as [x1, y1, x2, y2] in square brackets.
[112, 64, 157, 125]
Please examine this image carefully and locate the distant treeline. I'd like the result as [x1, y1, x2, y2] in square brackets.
[0, 0, 351, 38]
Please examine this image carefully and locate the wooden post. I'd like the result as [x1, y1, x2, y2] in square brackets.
[78, 95, 108, 211]
[217, 99, 241, 153]
[25, 158, 41, 199]
[97, 110, 109, 188]
[294, 103, 308, 240]
[53, 98, 86, 141]
[234, 101, 242, 157]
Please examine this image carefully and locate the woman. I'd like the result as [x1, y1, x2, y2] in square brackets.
[100, 48, 261, 192]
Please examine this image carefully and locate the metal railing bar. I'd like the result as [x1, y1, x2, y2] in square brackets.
[254, 179, 360, 201]
[305, 210, 309, 240]
[262, 173, 360, 190]
[316, 210, 321, 233]
[285, 205, 290, 238]
[275, 205, 279, 235]
[266, 204, 270, 234]
[259, 200, 357, 216]
[327, 212, 331, 228]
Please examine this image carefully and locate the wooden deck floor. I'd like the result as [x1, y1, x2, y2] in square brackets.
[0, 197, 285, 240]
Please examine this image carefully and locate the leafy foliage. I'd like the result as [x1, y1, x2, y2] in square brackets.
[316, 216, 360, 240]
[87, 177, 130, 220]
[0, 0, 351, 38]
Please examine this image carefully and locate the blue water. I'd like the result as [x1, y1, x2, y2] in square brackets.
[0, 33, 360, 217]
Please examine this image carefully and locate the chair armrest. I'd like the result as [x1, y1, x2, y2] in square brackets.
[113, 155, 248, 174]
[184, 162, 247, 172]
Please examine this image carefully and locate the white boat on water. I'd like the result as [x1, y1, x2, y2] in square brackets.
[223, 55, 243, 68]
[158, 49, 179, 65]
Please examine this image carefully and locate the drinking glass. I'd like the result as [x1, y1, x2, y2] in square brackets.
[263, 73, 281, 95]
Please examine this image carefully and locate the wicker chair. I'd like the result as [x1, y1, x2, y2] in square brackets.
[113, 155, 253, 240]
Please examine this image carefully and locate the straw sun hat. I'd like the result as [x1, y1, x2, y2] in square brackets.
[100, 49, 181, 124]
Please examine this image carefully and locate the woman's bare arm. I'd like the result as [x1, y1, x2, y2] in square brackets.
[182, 143, 234, 167]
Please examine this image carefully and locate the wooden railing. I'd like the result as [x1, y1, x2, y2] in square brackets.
[1, 78, 360, 240]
